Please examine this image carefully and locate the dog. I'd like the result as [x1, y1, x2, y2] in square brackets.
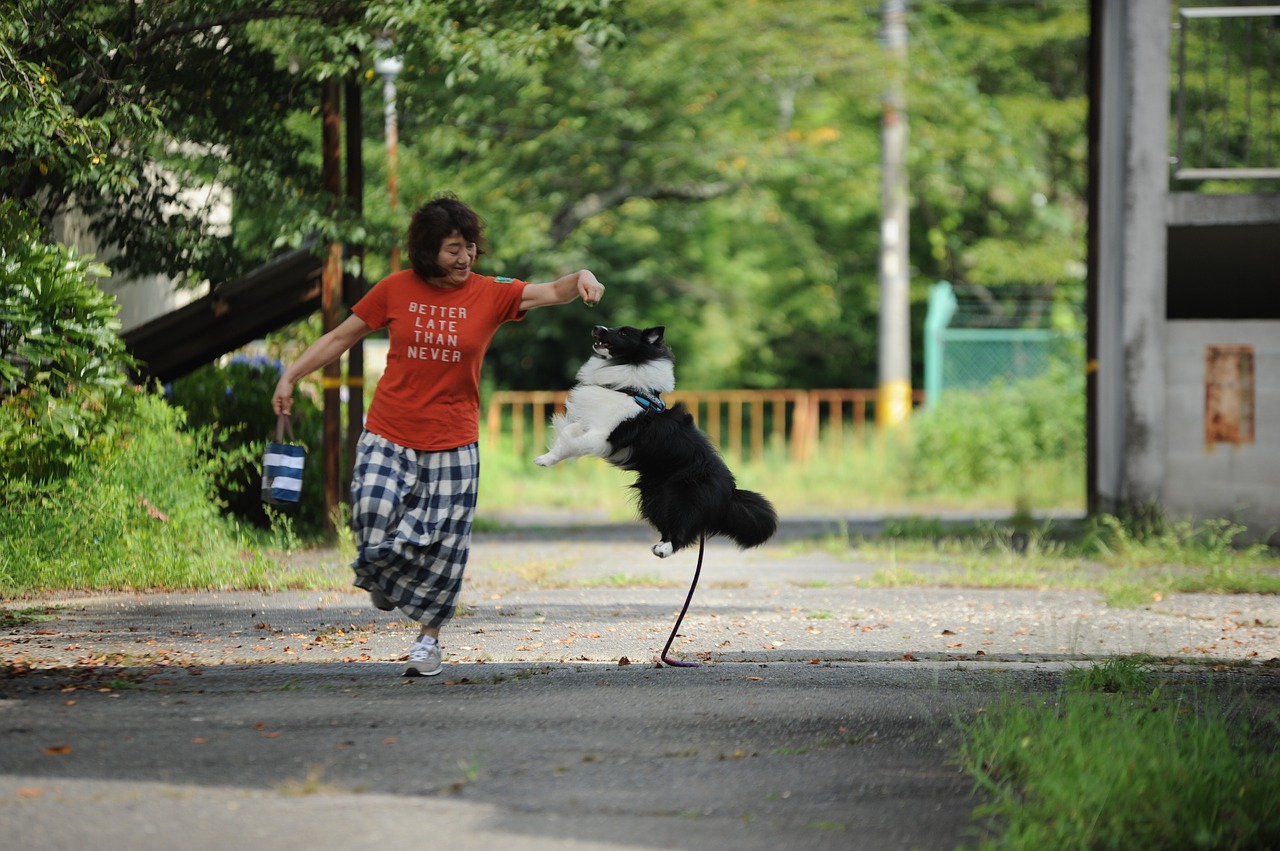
[535, 325, 778, 558]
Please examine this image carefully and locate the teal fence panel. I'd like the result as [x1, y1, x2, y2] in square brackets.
[924, 281, 1082, 406]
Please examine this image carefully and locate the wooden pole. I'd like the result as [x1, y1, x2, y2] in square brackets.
[321, 76, 343, 539]
[344, 69, 365, 500]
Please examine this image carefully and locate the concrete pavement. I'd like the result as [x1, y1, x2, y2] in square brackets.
[2, 519, 1278, 850]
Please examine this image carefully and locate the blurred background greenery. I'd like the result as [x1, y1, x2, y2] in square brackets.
[3, 0, 1092, 557]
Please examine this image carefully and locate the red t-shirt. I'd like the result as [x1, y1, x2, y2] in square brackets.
[352, 270, 527, 450]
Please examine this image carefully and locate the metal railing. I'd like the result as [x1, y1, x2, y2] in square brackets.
[1173, 5, 1280, 181]
[485, 388, 926, 463]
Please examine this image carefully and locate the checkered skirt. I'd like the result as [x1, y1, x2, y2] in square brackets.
[349, 431, 479, 627]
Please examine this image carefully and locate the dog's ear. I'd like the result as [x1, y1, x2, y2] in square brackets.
[643, 326, 666, 345]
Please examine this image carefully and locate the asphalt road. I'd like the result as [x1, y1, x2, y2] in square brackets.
[3, 519, 1278, 850]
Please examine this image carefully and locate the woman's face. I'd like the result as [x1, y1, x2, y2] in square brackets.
[433, 230, 477, 287]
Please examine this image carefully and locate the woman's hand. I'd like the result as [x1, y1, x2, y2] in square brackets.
[272, 375, 295, 416]
[577, 270, 605, 307]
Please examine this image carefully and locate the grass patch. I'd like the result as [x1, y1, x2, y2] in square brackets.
[0, 605, 60, 628]
[572, 573, 674, 589]
[816, 515, 1280, 600]
[1, 392, 347, 595]
[955, 659, 1280, 850]
[478, 436, 1084, 519]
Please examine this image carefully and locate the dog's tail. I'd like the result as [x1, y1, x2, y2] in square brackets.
[718, 489, 778, 549]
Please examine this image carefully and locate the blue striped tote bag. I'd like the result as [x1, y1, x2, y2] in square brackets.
[261, 414, 306, 505]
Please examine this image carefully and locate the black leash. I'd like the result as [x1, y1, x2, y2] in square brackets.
[659, 531, 706, 667]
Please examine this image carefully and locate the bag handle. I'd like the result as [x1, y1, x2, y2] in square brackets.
[275, 413, 294, 442]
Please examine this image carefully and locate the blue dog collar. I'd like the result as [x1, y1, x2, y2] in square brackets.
[624, 388, 666, 412]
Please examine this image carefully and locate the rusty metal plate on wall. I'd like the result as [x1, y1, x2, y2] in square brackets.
[1205, 345, 1255, 448]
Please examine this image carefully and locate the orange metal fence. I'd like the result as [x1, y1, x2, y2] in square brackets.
[485, 389, 926, 462]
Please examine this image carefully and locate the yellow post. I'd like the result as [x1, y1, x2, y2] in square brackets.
[876, 379, 913, 428]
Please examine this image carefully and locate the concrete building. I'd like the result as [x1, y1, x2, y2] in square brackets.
[1092, 1, 1280, 542]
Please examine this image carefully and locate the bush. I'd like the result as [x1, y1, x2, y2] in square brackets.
[0, 200, 134, 483]
[906, 361, 1084, 497]
[0, 388, 269, 593]
[0, 207, 322, 593]
[958, 662, 1280, 850]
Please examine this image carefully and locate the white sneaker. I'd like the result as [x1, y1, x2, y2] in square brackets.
[404, 641, 442, 677]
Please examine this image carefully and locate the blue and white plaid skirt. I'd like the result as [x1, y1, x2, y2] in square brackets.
[349, 431, 479, 627]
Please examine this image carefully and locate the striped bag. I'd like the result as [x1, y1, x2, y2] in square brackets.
[261, 414, 306, 505]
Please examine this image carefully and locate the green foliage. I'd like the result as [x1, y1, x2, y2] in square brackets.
[1064, 657, 1153, 694]
[957, 666, 1280, 850]
[1078, 512, 1275, 570]
[3, 0, 620, 284]
[1, 391, 260, 593]
[912, 1, 1089, 288]
[8, 0, 1095, 390]
[0, 201, 134, 482]
[905, 361, 1083, 497]
[350, 0, 1090, 390]
[168, 355, 324, 534]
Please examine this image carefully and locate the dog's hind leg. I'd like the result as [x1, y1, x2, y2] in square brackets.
[646, 503, 697, 559]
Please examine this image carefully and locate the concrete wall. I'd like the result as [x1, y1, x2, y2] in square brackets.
[1164, 321, 1280, 543]
[51, 207, 199, 334]
[1094, 0, 1172, 510]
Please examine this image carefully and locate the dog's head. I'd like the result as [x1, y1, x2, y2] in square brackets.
[590, 325, 671, 365]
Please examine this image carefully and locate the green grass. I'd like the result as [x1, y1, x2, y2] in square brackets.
[955, 659, 1280, 850]
[477, 437, 1085, 519]
[0, 605, 60, 628]
[804, 516, 1280, 601]
[0, 393, 349, 596]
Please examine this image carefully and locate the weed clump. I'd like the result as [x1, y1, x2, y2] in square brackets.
[957, 658, 1280, 850]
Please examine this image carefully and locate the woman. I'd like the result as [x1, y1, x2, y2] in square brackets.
[272, 194, 604, 676]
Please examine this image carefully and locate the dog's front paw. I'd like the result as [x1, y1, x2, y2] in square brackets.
[651, 541, 674, 558]
[534, 453, 559, 467]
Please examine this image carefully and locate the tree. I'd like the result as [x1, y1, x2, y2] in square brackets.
[909, 2, 1090, 319]
[0, 0, 621, 285]
[4, 0, 1092, 392]
[364, 0, 1089, 390]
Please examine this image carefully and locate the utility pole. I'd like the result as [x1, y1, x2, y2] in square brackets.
[344, 68, 365, 493]
[877, 0, 912, 428]
[320, 76, 343, 538]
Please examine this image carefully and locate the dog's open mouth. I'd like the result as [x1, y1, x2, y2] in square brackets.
[591, 325, 611, 357]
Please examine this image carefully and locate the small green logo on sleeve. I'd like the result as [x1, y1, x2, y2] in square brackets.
[495, 276, 516, 284]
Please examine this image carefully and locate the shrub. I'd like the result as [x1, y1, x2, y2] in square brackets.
[906, 361, 1084, 496]
[958, 662, 1280, 850]
[0, 382, 265, 592]
[0, 200, 134, 483]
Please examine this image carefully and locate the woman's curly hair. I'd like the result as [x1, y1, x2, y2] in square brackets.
[406, 193, 487, 280]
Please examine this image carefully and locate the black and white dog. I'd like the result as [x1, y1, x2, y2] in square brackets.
[535, 325, 777, 558]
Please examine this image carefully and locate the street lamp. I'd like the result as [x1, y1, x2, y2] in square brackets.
[374, 42, 403, 272]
